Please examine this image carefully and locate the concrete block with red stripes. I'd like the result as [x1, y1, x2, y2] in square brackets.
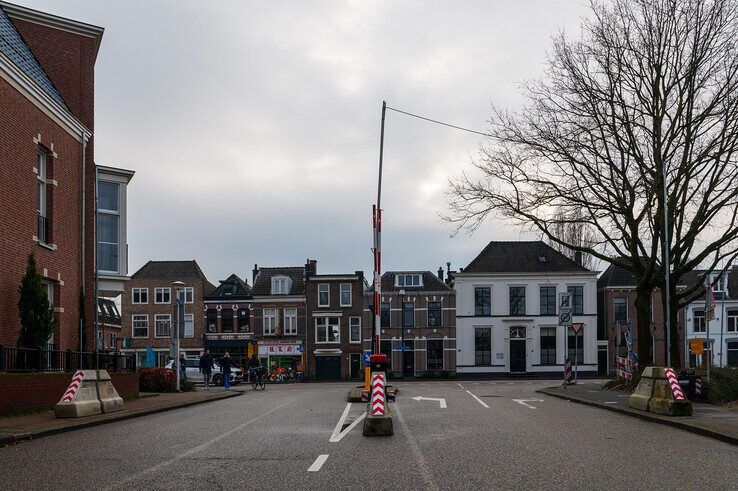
[371, 373, 386, 416]
[60, 370, 85, 403]
[362, 369, 394, 436]
[664, 368, 686, 400]
[53, 370, 103, 419]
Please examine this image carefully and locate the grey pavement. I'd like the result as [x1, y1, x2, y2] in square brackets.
[1, 380, 736, 489]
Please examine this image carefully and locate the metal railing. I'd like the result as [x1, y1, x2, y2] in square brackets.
[0, 345, 136, 373]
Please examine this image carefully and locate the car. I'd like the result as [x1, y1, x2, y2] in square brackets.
[165, 358, 243, 386]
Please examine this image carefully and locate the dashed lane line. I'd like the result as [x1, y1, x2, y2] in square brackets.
[308, 454, 329, 472]
[464, 389, 490, 408]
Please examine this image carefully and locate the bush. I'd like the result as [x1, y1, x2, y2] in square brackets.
[701, 367, 738, 405]
[180, 378, 196, 392]
[139, 367, 176, 393]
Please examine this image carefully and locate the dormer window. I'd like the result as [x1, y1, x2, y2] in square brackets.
[711, 273, 727, 293]
[271, 276, 291, 295]
[395, 274, 422, 287]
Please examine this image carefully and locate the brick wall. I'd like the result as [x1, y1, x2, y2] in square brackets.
[0, 372, 139, 413]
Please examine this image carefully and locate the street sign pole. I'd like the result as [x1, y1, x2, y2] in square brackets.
[575, 332, 579, 384]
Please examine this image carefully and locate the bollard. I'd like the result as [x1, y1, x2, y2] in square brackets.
[362, 354, 393, 436]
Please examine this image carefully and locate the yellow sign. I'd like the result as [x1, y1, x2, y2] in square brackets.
[247, 343, 255, 359]
[689, 339, 704, 355]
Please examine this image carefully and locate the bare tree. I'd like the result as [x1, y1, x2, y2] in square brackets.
[545, 208, 597, 269]
[447, 0, 738, 368]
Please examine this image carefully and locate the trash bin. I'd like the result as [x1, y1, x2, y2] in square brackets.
[677, 371, 700, 401]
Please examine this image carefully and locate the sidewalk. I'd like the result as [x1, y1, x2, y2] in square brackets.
[0, 388, 244, 447]
[538, 383, 738, 445]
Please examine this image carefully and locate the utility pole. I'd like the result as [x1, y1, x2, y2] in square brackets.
[372, 101, 387, 355]
[662, 159, 672, 368]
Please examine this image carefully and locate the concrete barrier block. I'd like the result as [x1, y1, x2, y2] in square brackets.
[628, 366, 693, 417]
[53, 370, 101, 419]
[97, 370, 124, 414]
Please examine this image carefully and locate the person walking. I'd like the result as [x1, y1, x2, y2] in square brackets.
[220, 351, 232, 390]
[179, 353, 187, 381]
[199, 349, 214, 390]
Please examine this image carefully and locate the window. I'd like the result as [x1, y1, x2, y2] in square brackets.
[206, 309, 217, 332]
[272, 277, 289, 294]
[37, 149, 49, 244]
[381, 301, 391, 327]
[110, 332, 117, 349]
[427, 339, 443, 370]
[318, 284, 329, 307]
[340, 283, 352, 307]
[540, 286, 556, 315]
[237, 308, 250, 332]
[263, 308, 277, 334]
[402, 301, 414, 327]
[97, 181, 119, 273]
[154, 287, 171, 304]
[349, 317, 361, 343]
[568, 286, 584, 315]
[728, 341, 738, 367]
[132, 288, 148, 304]
[711, 274, 727, 292]
[284, 308, 297, 335]
[693, 310, 706, 333]
[474, 287, 491, 316]
[613, 298, 628, 324]
[132, 315, 148, 338]
[428, 302, 442, 327]
[567, 327, 583, 363]
[727, 309, 738, 332]
[316, 317, 340, 343]
[184, 314, 194, 338]
[475, 328, 491, 365]
[396, 274, 422, 287]
[509, 286, 526, 316]
[220, 309, 234, 332]
[154, 314, 171, 338]
[540, 327, 556, 364]
[177, 287, 194, 304]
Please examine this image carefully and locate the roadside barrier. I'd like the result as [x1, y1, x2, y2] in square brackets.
[616, 356, 635, 381]
[664, 368, 686, 400]
[695, 378, 702, 397]
[60, 370, 85, 402]
[564, 357, 574, 385]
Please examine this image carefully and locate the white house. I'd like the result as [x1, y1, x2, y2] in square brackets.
[684, 266, 738, 368]
[454, 241, 598, 377]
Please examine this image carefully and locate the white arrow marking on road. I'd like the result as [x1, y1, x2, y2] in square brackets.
[465, 389, 489, 408]
[308, 454, 329, 472]
[411, 396, 447, 408]
[513, 398, 544, 409]
[329, 403, 366, 443]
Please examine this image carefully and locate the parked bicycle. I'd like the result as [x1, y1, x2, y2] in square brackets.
[250, 367, 266, 390]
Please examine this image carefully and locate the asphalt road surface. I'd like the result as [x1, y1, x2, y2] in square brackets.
[2, 380, 735, 489]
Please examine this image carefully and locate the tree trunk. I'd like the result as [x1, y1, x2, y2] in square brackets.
[634, 286, 653, 367]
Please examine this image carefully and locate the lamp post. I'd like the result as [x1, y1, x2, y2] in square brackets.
[172, 280, 185, 392]
[399, 288, 406, 377]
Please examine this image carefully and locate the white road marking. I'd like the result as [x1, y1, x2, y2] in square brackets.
[604, 401, 618, 404]
[513, 398, 544, 409]
[308, 454, 329, 472]
[329, 403, 366, 443]
[394, 404, 439, 491]
[330, 403, 352, 441]
[457, 382, 465, 389]
[411, 396, 447, 408]
[465, 389, 489, 408]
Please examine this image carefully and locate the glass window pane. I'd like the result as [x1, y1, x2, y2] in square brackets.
[98, 181, 119, 212]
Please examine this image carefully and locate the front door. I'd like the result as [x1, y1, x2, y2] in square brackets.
[402, 340, 415, 377]
[510, 340, 526, 372]
[349, 353, 361, 379]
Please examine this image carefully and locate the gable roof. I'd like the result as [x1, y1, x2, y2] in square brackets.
[252, 267, 306, 296]
[463, 241, 591, 274]
[378, 271, 452, 293]
[597, 263, 637, 290]
[0, 5, 66, 107]
[132, 260, 209, 281]
[205, 273, 252, 300]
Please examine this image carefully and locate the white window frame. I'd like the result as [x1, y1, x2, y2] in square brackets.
[728, 310, 738, 332]
[263, 308, 277, 335]
[318, 284, 330, 307]
[284, 308, 297, 335]
[395, 274, 422, 287]
[97, 180, 120, 274]
[340, 283, 352, 307]
[132, 287, 148, 305]
[349, 316, 361, 344]
[184, 314, 194, 338]
[178, 287, 194, 304]
[613, 298, 628, 324]
[154, 287, 171, 304]
[132, 314, 148, 338]
[271, 276, 290, 295]
[154, 314, 171, 338]
[315, 317, 340, 344]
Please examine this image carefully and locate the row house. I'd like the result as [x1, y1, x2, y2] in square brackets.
[363, 270, 456, 378]
[121, 260, 213, 367]
[203, 273, 252, 362]
[0, 3, 104, 351]
[306, 270, 366, 380]
[454, 241, 598, 378]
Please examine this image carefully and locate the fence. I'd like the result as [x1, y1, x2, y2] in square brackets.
[0, 345, 136, 373]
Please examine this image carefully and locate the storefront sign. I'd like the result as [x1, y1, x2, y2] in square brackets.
[259, 343, 304, 356]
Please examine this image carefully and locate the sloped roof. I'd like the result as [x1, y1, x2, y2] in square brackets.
[597, 263, 637, 290]
[463, 241, 591, 274]
[205, 273, 252, 300]
[97, 297, 120, 326]
[132, 260, 209, 281]
[0, 6, 66, 107]
[252, 267, 306, 296]
[377, 271, 452, 293]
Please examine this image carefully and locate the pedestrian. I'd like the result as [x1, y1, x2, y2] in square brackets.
[220, 351, 232, 390]
[199, 349, 214, 390]
[179, 353, 187, 381]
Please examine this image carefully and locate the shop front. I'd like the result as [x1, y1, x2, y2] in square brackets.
[204, 332, 252, 365]
[258, 340, 305, 371]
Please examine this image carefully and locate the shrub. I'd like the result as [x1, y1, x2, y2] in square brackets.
[139, 367, 176, 393]
[180, 378, 196, 392]
[700, 367, 738, 405]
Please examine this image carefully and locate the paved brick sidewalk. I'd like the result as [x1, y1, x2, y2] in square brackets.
[538, 382, 738, 445]
[0, 388, 244, 446]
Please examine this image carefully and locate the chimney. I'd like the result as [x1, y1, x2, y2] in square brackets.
[574, 251, 583, 266]
[446, 262, 451, 276]
[355, 270, 364, 281]
[305, 259, 317, 278]
[252, 264, 258, 285]
[438, 267, 444, 281]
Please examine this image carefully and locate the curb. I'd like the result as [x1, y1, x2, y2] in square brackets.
[0, 390, 243, 447]
[538, 388, 738, 446]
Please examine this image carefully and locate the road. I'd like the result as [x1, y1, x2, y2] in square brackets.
[2, 379, 735, 489]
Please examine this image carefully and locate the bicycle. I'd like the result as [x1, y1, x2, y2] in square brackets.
[250, 367, 266, 390]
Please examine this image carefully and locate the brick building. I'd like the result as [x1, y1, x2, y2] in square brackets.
[203, 274, 253, 362]
[306, 270, 366, 380]
[0, 3, 103, 351]
[364, 270, 456, 378]
[121, 261, 214, 366]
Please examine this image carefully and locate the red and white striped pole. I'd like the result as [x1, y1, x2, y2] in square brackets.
[372, 101, 386, 355]
[664, 368, 686, 400]
[60, 370, 85, 403]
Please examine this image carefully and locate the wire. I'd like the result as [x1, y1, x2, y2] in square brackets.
[386, 105, 492, 138]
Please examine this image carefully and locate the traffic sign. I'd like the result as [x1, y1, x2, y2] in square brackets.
[362, 350, 372, 365]
[559, 308, 572, 327]
[571, 322, 583, 335]
[690, 338, 704, 355]
[559, 292, 572, 309]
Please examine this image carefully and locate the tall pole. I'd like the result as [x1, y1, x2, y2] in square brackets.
[662, 159, 672, 368]
[720, 263, 726, 368]
[94, 164, 99, 370]
[372, 101, 387, 355]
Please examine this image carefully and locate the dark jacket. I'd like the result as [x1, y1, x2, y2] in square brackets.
[199, 354, 214, 373]
[220, 356, 232, 374]
[248, 356, 260, 369]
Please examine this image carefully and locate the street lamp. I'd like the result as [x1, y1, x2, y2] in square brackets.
[172, 280, 185, 392]
[399, 288, 406, 377]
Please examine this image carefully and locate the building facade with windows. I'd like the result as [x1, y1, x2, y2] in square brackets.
[121, 260, 213, 366]
[454, 241, 598, 378]
[203, 274, 253, 362]
[250, 262, 311, 373]
[363, 270, 456, 378]
[306, 271, 366, 380]
[0, 3, 104, 351]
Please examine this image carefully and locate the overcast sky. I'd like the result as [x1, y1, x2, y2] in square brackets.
[20, 0, 590, 283]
